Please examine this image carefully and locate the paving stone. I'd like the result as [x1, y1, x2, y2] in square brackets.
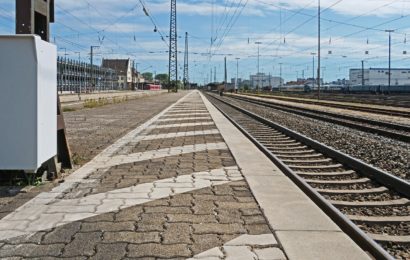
[169, 194, 194, 206]
[62, 232, 102, 257]
[245, 224, 272, 235]
[167, 214, 218, 224]
[191, 234, 221, 255]
[216, 209, 243, 224]
[0, 243, 64, 258]
[42, 222, 81, 244]
[144, 206, 192, 214]
[103, 231, 160, 243]
[163, 223, 192, 244]
[254, 247, 287, 260]
[225, 234, 277, 246]
[114, 207, 143, 221]
[3, 231, 46, 245]
[193, 201, 216, 214]
[91, 243, 127, 260]
[223, 245, 257, 260]
[127, 243, 192, 258]
[193, 223, 247, 235]
[240, 208, 263, 216]
[193, 194, 236, 202]
[81, 221, 135, 232]
[82, 213, 115, 222]
[190, 247, 224, 259]
[243, 215, 268, 225]
[212, 185, 234, 195]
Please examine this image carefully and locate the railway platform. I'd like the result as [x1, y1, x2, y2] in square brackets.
[0, 90, 370, 259]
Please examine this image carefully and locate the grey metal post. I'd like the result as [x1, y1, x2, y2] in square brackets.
[385, 30, 394, 93]
[361, 60, 365, 87]
[235, 58, 240, 91]
[317, 0, 321, 99]
[255, 42, 262, 91]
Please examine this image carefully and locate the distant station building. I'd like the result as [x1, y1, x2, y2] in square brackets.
[350, 68, 410, 86]
[250, 73, 283, 90]
[102, 59, 142, 90]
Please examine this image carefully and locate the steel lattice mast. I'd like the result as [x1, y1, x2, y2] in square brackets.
[168, 0, 177, 92]
[183, 32, 189, 88]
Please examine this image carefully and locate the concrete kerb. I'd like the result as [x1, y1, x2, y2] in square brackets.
[199, 91, 371, 260]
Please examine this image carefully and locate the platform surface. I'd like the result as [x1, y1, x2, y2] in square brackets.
[0, 90, 370, 259]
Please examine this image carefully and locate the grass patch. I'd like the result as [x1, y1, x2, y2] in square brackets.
[63, 107, 77, 112]
[83, 98, 109, 108]
[72, 153, 86, 165]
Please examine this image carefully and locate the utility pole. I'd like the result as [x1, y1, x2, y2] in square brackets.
[214, 66, 216, 82]
[386, 29, 395, 93]
[311, 52, 316, 90]
[210, 68, 213, 83]
[168, 0, 178, 92]
[235, 58, 240, 92]
[183, 32, 189, 88]
[255, 42, 262, 91]
[135, 63, 139, 90]
[90, 45, 99, 92]
[224, 56, 227, 90]
[75, 52, 81, 94]
[317, 0, 321, 99]
[279, 62, 283, 91]
[361, 60, 365, 87]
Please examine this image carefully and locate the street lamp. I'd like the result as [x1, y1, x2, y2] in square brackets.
[255, 42, 262, 91]
[385, 29, 395, 93]
[235, 58, 240, 92]
[317, 0, 321, 99]
[311, 52, 316, 90]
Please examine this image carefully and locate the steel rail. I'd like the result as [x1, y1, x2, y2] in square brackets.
[206, 92, 410, 260]
[227, 94, 410, 143]
[242, 93, 410, 118]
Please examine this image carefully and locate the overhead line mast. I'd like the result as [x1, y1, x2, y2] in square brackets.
[183, 32, 189, 88]
[168, 0, 177, 92]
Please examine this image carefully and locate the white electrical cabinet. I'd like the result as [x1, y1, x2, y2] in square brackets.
[0, 35, 57, 172]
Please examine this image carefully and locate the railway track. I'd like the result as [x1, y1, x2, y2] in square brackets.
[206, 93, 410, 260]
[226, 94, 410, 143]
[262, 92, 410, 108]
[242, 93, 410, 118]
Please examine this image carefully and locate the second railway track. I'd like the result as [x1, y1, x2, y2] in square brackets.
[243, 93, 410, 118]
[206, 92, 410, 260]
[226, 93, 410, 143]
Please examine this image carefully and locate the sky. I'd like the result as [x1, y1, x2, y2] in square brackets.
[1, 0, 410, 84]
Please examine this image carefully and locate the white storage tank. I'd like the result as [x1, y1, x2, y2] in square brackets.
[0, 35, 57, 172]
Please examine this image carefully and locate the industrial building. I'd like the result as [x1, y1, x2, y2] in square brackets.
[250, 73, 283, 89]
[349, 68, 410, 86]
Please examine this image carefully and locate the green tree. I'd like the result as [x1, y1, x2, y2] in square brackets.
[155, 73, 169, 84]
[142, 72, 153, 81]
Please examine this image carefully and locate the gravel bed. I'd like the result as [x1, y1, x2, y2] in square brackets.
[323, 192, 402, 202]
[302, 174, 359, 181]
[383, 242, 410, 260]
[338, 206, 410, 217]
[356, 222, 410, 236]
[310, 182, 380, 190]
[221, 96, 410, 180]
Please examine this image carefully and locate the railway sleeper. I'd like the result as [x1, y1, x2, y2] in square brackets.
[330, 198, 409, 207]
[370, 233, 410, 243]
[317, 187, 388, 194]
[349, 215, 410, 223]
[288, 163, 344, 170]
[306, 177, 371, 184]
[295, 170, 355, 177]
[276, 153, 323, 159]
[280, 158, 332, 164]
